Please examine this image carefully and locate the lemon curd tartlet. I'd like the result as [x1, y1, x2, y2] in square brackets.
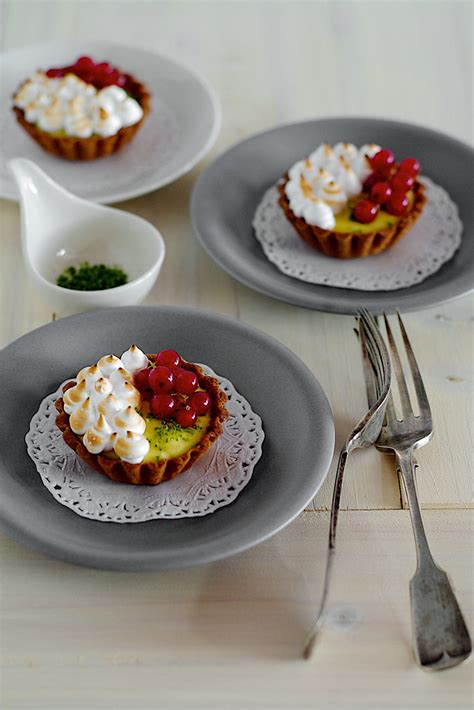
[55, 345, 228, 485]
[278, 143, 426, 258]
[12, 55, 151, 161]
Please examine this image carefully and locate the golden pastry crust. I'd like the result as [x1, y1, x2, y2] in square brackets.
[55, 361, 228, 485]
[12, 73, 151, 161]
[278, 176, 427, 259]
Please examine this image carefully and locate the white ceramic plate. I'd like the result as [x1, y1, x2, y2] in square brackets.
[0, 41, 221, 203]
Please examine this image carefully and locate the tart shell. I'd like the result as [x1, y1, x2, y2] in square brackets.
[278, 177, 427, 259]
[55, 361, 229, 485]
[12, 73, 151, 161]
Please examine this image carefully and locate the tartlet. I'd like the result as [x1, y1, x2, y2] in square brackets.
[12, 55, 151, 161]
[278, 143, 427, 259]
[55, 346, 228, 485]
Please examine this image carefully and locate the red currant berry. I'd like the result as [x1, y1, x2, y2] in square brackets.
[116, 75, 127, 87]
[390, 171, 415, 193]
[149, 366, 175, 393]
[188, 391, 211, 415]
[175, 369, 198, 395]
[398, 157, 420, 176]
[370, 149, 396, 176]
[370, 182, 392, 205]
[156, 349, 182, 370]
[363, 171, 384, 193]
[95, 62, 114, 75]
[353, 200, 379, 224]
[46, 68, 62, 78]
[150, 393, 176, 419]
[176, 407, 197, 428]
[134, 367, 152, 392]
[386, 192, 409, 216]
[74, 55, 95, 69]
[76, 68, 93, 82]
[106, 69, 121, 84]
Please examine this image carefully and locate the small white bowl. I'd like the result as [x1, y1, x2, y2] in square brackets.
[9, 158, 165, 315]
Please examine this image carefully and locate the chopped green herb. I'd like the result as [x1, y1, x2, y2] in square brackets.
[56, 262, 128, 291]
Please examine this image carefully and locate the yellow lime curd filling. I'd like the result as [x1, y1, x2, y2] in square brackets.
[142, 412, 210, 463]
[100, 410, 210, 463]
[98, 386, 212, 464]
[333, 191, 415, 234]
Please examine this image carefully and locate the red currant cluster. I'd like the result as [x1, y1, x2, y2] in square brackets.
[46, 55, 128, 91]
[353, 150, 421, 224]
[133, 349, 211, 429]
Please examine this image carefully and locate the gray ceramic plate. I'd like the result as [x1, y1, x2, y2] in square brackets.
[190, 118, 474, 314]
[0, 306, 334, 571]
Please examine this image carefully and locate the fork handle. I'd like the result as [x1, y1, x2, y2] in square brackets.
[396, 450, 472, 670]
[302, 447, 350, 659]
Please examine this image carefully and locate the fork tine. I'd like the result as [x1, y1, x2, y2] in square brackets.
[383, 313, 413, 419]
[359, 320, 378, 407]
[397, 310, 432, 418]
[358, 310, 391, 403]
[359, 311, 387, 393]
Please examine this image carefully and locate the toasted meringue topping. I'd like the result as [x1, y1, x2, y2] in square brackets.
[98, 354, 123, 377]
[317, 179, 347, 213]
[114, 431, 150, 464]
[120, 97, 144, 127]
[308, 144, 340, 173]
[83, 414, 116, 454]
[36, 99, 64, 132]
[98, 393, 123, 421]
[335, 157, 363, 197]
[64, 112, 93, 138]
[112, 381, 140, 409]
[121, 345, 149, 374]
[83, 429, 106, 455]
[63, 379, 89, 414]
[109, 367, 133, 387]
[13, 71, 144, 138]
[357, 144, 382, 180]
[99, 85, 128, 104]
[69, 398, 97, 435]
[14, 81, 42, 108]
[333, 142, 358, 162]
[76, 364, 102, 389]
[93, 106, 122, 137]
[66, 348, 152, 463]
[113, 406, 146, 436]
[90, 377, 113, 405]
[285, 142, 381, 227]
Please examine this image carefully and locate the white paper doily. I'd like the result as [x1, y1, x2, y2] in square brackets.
[253, 177, 462, 291]
[25, 368, 264, 522]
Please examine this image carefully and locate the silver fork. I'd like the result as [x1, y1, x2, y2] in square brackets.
[361, 310, 472, 671]
[303, 308, 391, 659]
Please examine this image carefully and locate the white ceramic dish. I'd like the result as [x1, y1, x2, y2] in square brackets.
[9, 158, 165, 314]
[1, 40, 221, 203]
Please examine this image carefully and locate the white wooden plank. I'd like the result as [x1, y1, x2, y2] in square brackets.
[392, 304, 474, 509]
[1, 510, 472, 709]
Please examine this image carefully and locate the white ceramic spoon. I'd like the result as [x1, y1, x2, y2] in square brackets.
[8, 158, 165, 314]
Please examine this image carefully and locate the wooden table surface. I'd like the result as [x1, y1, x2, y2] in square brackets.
[1, 1, 473, 708]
